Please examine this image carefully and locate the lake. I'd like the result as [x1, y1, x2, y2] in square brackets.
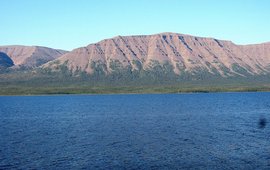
[0, 93, 270, 169]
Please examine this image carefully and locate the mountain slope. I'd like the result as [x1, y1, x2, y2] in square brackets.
[239, 42, 270, 71]
[43, 33, 270, 77]
[0, 52, 14, 70]
[0, 45, 67, 68]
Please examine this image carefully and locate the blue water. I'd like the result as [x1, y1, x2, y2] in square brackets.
[0, 93, 270, 169]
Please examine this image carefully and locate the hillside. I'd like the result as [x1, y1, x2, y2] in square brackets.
[0, 45, 67, 69]
[0, 52, 14, 70]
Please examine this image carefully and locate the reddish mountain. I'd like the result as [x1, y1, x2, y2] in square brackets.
[0, 45, 67, 68]
[44, 33, 270, 77]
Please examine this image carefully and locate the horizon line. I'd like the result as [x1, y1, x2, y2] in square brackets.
[1, 32, 269, 51]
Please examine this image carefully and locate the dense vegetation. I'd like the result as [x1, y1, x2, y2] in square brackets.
[1, 62, 270, 95]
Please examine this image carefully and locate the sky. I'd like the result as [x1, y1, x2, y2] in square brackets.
[1, 0, 270, 50]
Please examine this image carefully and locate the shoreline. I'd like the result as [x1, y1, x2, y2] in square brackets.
[1, 89, 270, 96]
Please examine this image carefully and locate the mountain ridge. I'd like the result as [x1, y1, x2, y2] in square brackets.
[42, 32, 270, 77]
[1, 32, 270, 79]
[1, 32, 270, 95]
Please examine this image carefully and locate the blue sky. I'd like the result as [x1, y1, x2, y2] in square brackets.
[1, 0, 270, 50]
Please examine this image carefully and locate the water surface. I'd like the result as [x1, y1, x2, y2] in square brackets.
[1, 93, 270, 169]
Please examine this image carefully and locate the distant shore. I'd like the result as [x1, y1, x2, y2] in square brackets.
[1, 86, 270, 96]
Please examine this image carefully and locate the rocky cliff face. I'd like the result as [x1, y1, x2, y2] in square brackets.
[0, 46, 67, 68]
[43, 33, 270, 77]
